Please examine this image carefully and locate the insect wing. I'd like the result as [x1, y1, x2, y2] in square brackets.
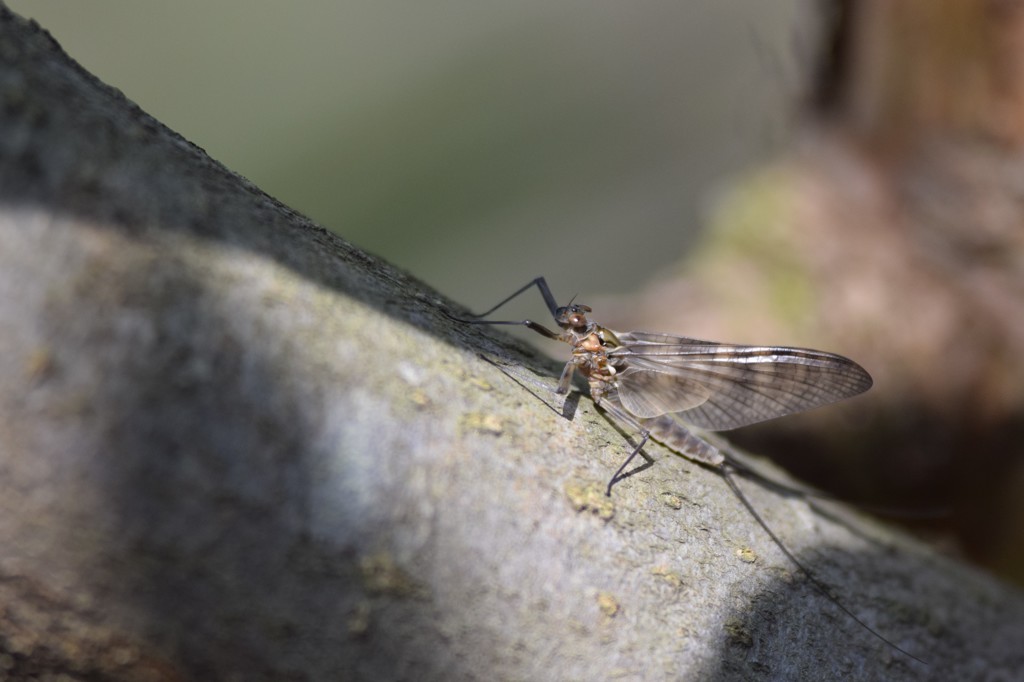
[611, 331, 873, 431]
[613, 365, 712, 418]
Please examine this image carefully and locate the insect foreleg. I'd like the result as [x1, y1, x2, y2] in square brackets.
[455, 276, 561, 320]
[446, 314, 562, 340]
[445, 277, 567, 338]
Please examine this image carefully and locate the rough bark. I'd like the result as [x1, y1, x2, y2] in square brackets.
[0, 5, 1021, 681]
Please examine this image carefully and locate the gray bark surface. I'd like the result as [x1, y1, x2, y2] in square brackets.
[0, 5, 1021, 681]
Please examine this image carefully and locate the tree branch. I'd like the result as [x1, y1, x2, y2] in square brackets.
[0, 5, 1020, 680]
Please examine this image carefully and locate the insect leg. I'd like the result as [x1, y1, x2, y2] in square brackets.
[445, 277, 566, 339]
[449, 316, 562, 341]
[448, 277, 561, 321]
[593, 397, 655, 495]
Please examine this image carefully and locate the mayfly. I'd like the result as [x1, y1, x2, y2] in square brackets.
[451, 276, 924, 664]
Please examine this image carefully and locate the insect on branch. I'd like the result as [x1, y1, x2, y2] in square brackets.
[449, 276, 925, 665]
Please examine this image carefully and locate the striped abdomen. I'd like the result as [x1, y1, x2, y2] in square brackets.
[643, 415, 724, 467]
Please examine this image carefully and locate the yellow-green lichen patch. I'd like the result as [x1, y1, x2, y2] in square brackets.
[564, 481, 615, 521]
[650, 565, 684, 589]
[735, 547, 758, 564]
[359, 551, 424, 599]
[660, 492, 684, 510]
[459, 412, 504, 435]
[467, 375, 493, 391]
[596, 591, 620, 620]
[25, 346, 55, 381]
[724, 617, 753, 648]
[408, 389, 430, 408]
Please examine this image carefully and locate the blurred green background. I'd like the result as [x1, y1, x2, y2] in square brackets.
[10, 1, 806, 312]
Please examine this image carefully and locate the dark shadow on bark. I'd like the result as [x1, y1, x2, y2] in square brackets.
[695, 542, 1024, 681]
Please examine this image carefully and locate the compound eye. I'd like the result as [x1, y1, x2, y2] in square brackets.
[568, 312, 586, 327]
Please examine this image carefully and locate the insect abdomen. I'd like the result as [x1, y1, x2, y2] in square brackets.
[645, 416, 724, 467]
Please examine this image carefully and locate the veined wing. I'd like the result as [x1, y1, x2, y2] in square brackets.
[609, 330, 873, 430]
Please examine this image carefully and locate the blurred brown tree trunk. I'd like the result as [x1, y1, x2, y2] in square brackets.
[817, 0, 1024, 144]
[604, 0, 1024, 584]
